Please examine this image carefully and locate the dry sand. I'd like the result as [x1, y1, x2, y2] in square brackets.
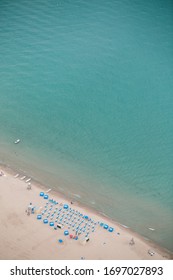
[0, 166, 172, 260]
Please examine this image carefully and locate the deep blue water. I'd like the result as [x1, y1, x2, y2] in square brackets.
[0, 0, 173, 251]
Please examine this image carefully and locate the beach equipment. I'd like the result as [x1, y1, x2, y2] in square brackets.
[104, 224, 109, 229]
[40, 192, 44, 197]
[49, 222, 54, 226]
[64, 230, 69, 236]
[46, 188, 51, 193]
[63, 204, 69, 209]
[57, 224, 62, 229]
[108, 227, 114, 232]
[37, 214, 42, 220]
[44, 194, 49, 199]
[26, 178, 31, 183]
[43, 219, 48, 224]
[58, 239, 63, 244]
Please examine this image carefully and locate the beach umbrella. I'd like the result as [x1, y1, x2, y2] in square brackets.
[58, 239, 63, 244]
[63, 204, 69, 209]
[64, 230, 69, 236]
[49, 222, 54, 226]
[104, 224, 109, 229]
[43, 219, 48, 224]
[40, 192, 44, 197]
[108, 227, 114, 232]
[37, 215, 42, 220]
[44, 195, 49, 199]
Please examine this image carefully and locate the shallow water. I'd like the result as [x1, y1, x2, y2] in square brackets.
[0, 0, 173, 251]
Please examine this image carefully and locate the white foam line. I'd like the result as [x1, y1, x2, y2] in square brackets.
[120, 224, 130, 229]
[73, 194, 81, 198]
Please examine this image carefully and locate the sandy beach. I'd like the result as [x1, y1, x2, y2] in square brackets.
[0, 165, 172, 260]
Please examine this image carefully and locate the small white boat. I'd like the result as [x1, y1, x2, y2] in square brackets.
[14, 139, 20, 144]
[148, 227, 155, 231]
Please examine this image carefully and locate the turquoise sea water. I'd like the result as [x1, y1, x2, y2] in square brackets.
[0, 0, 173, 251]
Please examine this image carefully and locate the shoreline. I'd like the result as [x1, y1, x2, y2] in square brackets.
[0, 163, 172, 260]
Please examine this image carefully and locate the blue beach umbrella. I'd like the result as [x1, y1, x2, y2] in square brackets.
[37, 215, 42, 220]
[108, 227, 114, 232]
[44, 195, 49, 199]
[64, 230, 69, 236]
[43, 219, 48, 224]
[63, 204, 69, 209]
[104, 224, 109, 229]
[58, 239, 63, 244]
[40, 192, 44, 197]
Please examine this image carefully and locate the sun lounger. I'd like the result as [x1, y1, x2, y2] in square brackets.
[26, 178, 31, 183]
[46, 189, 51, 193]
